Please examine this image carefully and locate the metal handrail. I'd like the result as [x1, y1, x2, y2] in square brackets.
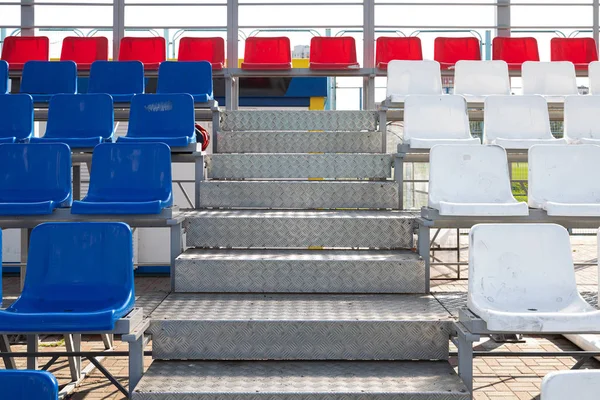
[409, 29, 483, 42]
[247, 28, 321, 37]
[512, 29, 567, 38]
[335, 29, 406, 37]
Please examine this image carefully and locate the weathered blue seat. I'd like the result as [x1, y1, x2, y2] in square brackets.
[71, 143, 172, 215]
[0, 94, 33, 143]
[30, 94, 114, 148]
[0, 60, 7, 94]
[19, 61, 77, 102]
[0, 143, 72, 215]
[0, 222, 135, 332]
[0, 370, 58, 400]
[88, 61, 144, 103]
[157, 61, 213, 103]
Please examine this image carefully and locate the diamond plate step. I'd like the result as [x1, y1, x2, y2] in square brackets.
[148, 293, 452, 360]
[206, 154, 393, 179]
[174, 249, 424, 293]
[198, 181, 399, 209]
[133, 360, 470, 400]
[181, 210, 415, 249]
[217, 131, 383, 153]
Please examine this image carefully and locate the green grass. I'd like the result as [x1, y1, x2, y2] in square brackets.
[511, 162, 528, 202]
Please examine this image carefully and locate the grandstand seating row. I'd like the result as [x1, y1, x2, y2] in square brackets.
[1, 35, 597, 71]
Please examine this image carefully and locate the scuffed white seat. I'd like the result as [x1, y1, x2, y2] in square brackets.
[522, 61, 578, 101]
[468, 223, 600, 332]
[483, 95, 566, 149]
[529, 145, 600, 216]
[429, 145, 528, 216]
[541, 370, 600, 400]
[564, 96, 600, 144]
[589, 61, 600, 95]
[453, 60, 510, 103]
[386, 60, 442, 104]
[403, 95, 480, 149]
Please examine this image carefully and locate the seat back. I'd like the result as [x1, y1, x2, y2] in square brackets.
[0, 94, 33, 141]
[309, 37, 358, 64]
[522, 61, 578, 96]
[46, 94, 114, 140]
[468, 223, 578, 313]
[529, 144, 600, 207]
[243, 36, 291, 65]
[483, 95, 552, 142]
[0, 36, 49, 69]
[0, 60, 7, 94]
[0, 143, 71, 204]
[177, 37, 225, 68]
[20, 61, 77, 95]
[157, 61, 213, 98]
[60, 37, 109, 67]
[492, 37, 540, 68]
[542, 370, 600, 400]
[87, 143, 172, 203]
[453, 60, 510, 97]
[429, 145, 515, 208]
[128, 93, 195, 139]
[88, 61, 144, 96]
[551, 38, 598, 67]
[434, 37, 481, 67]
[589, 61, 600, 95]
[404, 95, 471, 142]
[386, 60, 442, 98]
[564, 95, 600, 141]
[21, 222, 133, 309]
[118, 37, 166, 65]
[0, 370, 58, 400]
[375, 37, 423, 68]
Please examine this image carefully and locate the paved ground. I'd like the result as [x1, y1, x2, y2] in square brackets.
[1, 233, 598, 399]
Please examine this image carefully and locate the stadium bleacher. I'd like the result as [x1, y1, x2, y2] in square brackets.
[541, 370, 600, 399]
[434, 37, 481, 70]
[0, 370, 58, 400]
[375, 36, 423, 69]
[242, 36, 292, 70]
[0, 60, 7, 94]
[551, 37, 599, 69]
[0, 36, 49, 70]
[0, 94, 33, 143]
[88, 60, 145, 102]
[60, 36, 109, 70]
[157, 61, 214, 103]
[309, 36, 359, 69]
[492, 36, 540, 69]
[453, 60, 511, 102]
[177, 37, 225, 69]
[521, 61, 578, 98]
[20, 61, 77, 102]
[564, 95, 600, 143]
[118, 36, 166, 70]
[386, 60, 443, 103]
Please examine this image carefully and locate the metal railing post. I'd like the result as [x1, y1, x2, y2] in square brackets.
[594, 0, 599, 52]
[496, 0, 511, 37]
[226, 0, 239, 110]
[21, 0, 34, 36]
[113, 0, 125, 59]
[363, 0, 376, 111]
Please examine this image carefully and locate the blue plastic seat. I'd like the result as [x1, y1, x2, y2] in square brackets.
[30, 94, 114, 148]
[0, 143, 72, 215]
[71, 143, 173, 215]
[0, 94, 33, 143]
[157, 61, 213, 103]
[88, 61, 144, 103]
[0, 222, 134, 332]
[19, 61, 77, 102]
[117, 93, 196, 147]
[0, 60, 8, 94]
[0, 370, 58, 400]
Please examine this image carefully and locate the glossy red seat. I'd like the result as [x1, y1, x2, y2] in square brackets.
[1, 36, 49, 71]
[60, 37, 109, 71]
[309, 37, 359, 70]
[242, 37, 291, 70]
[551, 37, 598, 70]
[434, 37, 481, 69]
[118, 37, 166, 70]
[178, 37, 225, 70]
[375, 37, 422, 70]
[492, 37, 540, 70]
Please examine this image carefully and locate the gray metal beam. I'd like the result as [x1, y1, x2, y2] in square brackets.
[496, 0, 510, 37]
[226, 0, 239, 110]
[363, 0, 375, 111]
[594, 0, 599, 51]
[113, 0, 125, 58]
[20, 0, 34, 36]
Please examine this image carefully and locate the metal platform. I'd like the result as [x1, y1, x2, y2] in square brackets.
[132, 360, 469, 400]
[198, 181, 400, 209]
[181, 210, 416, 249]
[148, 293, 452, 360]
[174, 249, 424, 293]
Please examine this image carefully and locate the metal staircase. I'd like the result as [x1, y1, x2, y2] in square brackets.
[133, 110, 469, 399]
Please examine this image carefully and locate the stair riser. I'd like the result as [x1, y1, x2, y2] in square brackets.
[134, 393, 469, 399]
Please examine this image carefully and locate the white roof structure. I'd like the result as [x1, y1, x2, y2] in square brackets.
[563, 95, 600, 144]
[453, 60, 510, 102]
[541, 370, 600, 400]
[386, 60, 442, 104]
[428, 145, 528, 216]
[521, 61, 578, 100]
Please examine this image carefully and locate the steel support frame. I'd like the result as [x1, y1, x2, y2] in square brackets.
[113, 0, 125, 58]
[496, 0, 510, 38]
[20, 0, 34, 36]
[594, 0, 599, 52]
[226, 0, 239, 110]
[363, 0, 376, 111]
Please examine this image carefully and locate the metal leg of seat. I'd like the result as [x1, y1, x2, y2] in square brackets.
[457, 329, 474, 395]
[19, 228, 31, 290]
[128, 334, 145, 395]
[194, 154, 204, 209]
[65, 334, 82, 381]
[418, 224, 431, 293]
[73, 164, 81, 201]
[26, 334, 38, 370]
[170, 222, 182, 291]
[394, 154, 404, 210]
[0, 335, 16, 369]
[101, 333, 114, 350]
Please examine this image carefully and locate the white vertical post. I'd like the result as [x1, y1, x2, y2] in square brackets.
[21, 0, 34, 36]
[496, 0, 510, 38]
[363, 0, 376, 111]
[113, 0, 125, 59]
[594, 0, 599, 53]
[226, 0, 239, 110]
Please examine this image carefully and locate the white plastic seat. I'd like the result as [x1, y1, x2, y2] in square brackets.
[541, 370, 600, 400]
[386, 60, 442, 104]
[453, 60, 510, 103]
[589, 61, 600, 95]
[403, 95, 480, 149]
[469, 223, 600, 332]
[529, 144, 600, 216]
[429, 145, 528, 216]
[564, 95, 600, 144]
[483, 95, 566, 149]
[522, 61, 578, 100]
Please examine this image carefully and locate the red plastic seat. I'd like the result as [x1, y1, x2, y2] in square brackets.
[434, 37, 481, 69]
[118, 37, 166, 70]
[1, 36, 49, 71]
[551, 37, 598, 70]
[60, 37, 109, 71]
[309, 37, 359, 70]
[178, 37, 225, 70]
[242, 37, 291, 70]
[492, 37, 540, 70]
[375, 37, 422, 70]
